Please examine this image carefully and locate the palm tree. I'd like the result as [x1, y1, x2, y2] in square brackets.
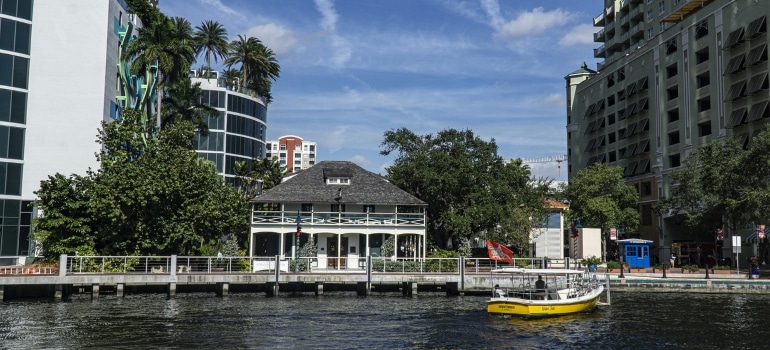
[221, 68, 242, 90]
[163, 78, 218, 135]
[224, 35, 281, 103]
[123, 14, 195, 130]
[225, 34, 260, 89]
[193, 20, 229, 79]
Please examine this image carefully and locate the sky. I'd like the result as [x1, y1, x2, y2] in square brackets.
[161, 0, 602, 181]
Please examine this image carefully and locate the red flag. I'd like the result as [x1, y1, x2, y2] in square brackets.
[487, 240, 513, 264]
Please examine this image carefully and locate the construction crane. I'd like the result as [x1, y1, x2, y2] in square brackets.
[520, 154, 569, 177]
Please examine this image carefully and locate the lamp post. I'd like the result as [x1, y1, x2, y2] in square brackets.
[295, 210, 302, 273]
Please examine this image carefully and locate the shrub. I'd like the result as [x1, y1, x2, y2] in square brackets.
[713, 265, 730, 270]
[606, 260, 621, 269]
[682, 264, 699, 272]
[582, 255, 602, 266]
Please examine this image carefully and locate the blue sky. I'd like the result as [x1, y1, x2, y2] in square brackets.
[161, 0, 601, 181]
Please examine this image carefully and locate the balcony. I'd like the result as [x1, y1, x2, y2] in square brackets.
[620, 0, 630, 9]
[630, 7, 643, 20]
[252, 211, 426, 228]
[594, 11, 606, 26]
[663, 0, 713, 23]
[594, 44, 607, 58]
[594, 28, 606, 42]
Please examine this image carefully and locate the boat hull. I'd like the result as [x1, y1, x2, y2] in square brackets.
[487, 286, 603, 317]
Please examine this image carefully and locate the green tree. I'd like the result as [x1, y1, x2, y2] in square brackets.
[234, 157, 287, 199]
[380, 128, 542, 250]
[123, 3, 195, 129]
[657, 135, 751, 240]
[33, 109, 249, 258]
[225, 35, 280, 103]
[565, 162, 639, 261]
[162, 77, 218, 135]
[193, 20, 230, 77]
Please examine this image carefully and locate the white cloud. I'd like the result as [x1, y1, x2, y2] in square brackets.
[540, 93, 564, 108]
[494, 7, 574, 40]
[313, 0, 352, 68]
[314, 0, 339, 32]
[196, 0, 245, 21]
[558, 23, 596, 47]
[348, 155, 372, 168]
[244, 23, 297, 56]
[480, 0, 505, 29]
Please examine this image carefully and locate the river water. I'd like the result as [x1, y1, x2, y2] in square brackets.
[1, 291, 767, 349]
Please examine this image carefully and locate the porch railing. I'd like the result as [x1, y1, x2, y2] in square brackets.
[252, 211, 425, 227]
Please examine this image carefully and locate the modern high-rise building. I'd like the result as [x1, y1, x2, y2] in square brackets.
[1, 0, 155, 259]
[566, 0, 769, 256]
[190, 71, 268, 185]
[265, 135, 317, 173]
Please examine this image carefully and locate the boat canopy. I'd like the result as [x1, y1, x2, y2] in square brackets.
[491, 268, 586, 275]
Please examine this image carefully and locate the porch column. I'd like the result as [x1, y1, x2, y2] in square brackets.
[248, 230, 253, 258]
[337, 234, 342, 269]
[279, 232, 285, 259]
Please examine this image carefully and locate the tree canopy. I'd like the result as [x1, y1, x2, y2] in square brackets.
[565, 162, 639, 259]
[380, 128, 552, 252]
[33, 110, 249, 259]
[656, 128, 770, 239]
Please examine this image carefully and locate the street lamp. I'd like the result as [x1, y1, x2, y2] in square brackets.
[295, 210, 302, 273]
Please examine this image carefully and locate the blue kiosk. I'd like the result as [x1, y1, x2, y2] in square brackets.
[618, 239, 653, 268]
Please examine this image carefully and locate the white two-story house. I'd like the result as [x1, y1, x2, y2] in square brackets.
[249, 161, 427, 269]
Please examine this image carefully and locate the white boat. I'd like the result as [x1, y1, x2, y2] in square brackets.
[487, 268, 605, 317]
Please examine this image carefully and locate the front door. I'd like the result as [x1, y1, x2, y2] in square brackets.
[327, 237, 348, 268]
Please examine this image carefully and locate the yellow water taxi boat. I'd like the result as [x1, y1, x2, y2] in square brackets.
[487, 268, 604, 317]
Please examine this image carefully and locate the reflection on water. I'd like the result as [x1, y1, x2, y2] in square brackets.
[1, 292, 767, 349]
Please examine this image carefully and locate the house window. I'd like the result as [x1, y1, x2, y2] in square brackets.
[666, 38, 677, 55]
[641, 181, 652, 196]
[696, 73, 710, 88]
[331, 204, 345, 212]
[327, 177, 351, 185]
[669, 153, 681, 167]
[667, 86, 678, 100]
[666, 63, 677, 78]
[668, 109, 679, 122]
[697, 96, 711, 112]
[668, 131, 680, 145]
[363, 205, 375, 213]
[698, 121, 712, 136]
[695, 19, 708, 39]
[301, 203, 314, 212]
[696, 48, 709, 64]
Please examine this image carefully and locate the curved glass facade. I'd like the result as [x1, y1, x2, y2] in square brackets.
[193, 81, 268, 184]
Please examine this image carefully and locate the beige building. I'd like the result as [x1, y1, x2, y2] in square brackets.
[566, 0, 769, 259]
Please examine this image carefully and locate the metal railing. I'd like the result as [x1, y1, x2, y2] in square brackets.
[252, 211, 425, 227]
[0, 255, 585, 276]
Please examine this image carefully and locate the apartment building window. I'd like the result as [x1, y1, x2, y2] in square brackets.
[642, 204, 653, 226]
[608, 113, 616, 125]
[660, 21, 665, 32]
[696, 73, 710, 88]
[618, 68, 625, 81]
[647, 10, 653, 22]
[609, 150, 617, 162]
[668, 109, 680, 122]
[280, 144, 286, 150]
[648, 28, 654, 39]
[747, 16, 767, 38]
[669, 153, 681, 167]
[607, 95, 615, 107]
[659, 2, 665, 14]
[607, 74, 615, 88]
[666, 63, 677, 78]
[698, 121, 712, 136]
[609, 132, 616, 144]
[695, 19, 709, 39]
[641, 181, 653, 196]
[696, 48, 709, 64]
[666, 38, 677, 55]
[726, 80, 747, 101]
[697, 96, 711, 112]
[294, 152, 301, 159]
[667, 86, 679, 100]
[668, 131, 680, 145]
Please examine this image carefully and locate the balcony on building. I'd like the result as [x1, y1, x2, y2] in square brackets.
[594, 44, 607, 58]
[594, 27, 606, 42]
[252, 210, 425, 228]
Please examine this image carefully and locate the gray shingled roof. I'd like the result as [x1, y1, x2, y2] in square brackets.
[253, 161, 426, 205]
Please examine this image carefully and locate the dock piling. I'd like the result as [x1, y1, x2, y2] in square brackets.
[91, 283, 100, 300]
[117, 283, 124, 298]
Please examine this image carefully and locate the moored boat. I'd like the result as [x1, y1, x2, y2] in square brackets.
[487, 268, 604, 317]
